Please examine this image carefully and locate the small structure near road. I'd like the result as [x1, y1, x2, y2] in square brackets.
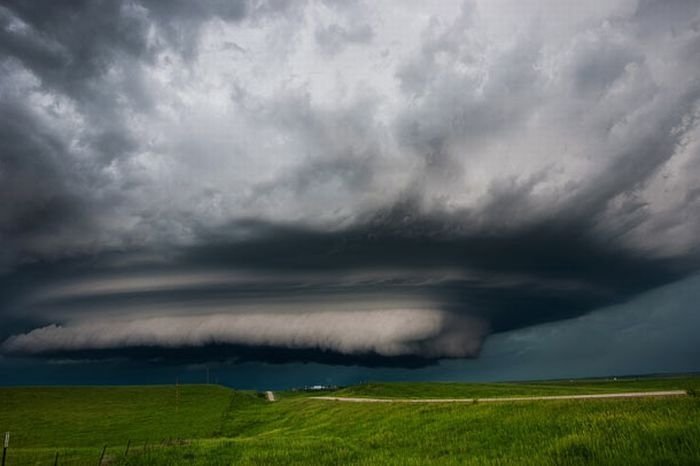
[292, 384, 339, 392]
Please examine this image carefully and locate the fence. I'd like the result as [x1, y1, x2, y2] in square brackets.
[0, 433, 188, 465]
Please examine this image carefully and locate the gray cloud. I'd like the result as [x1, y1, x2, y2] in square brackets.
[1, 0, 699, 367]
[315, 23, 373, 56]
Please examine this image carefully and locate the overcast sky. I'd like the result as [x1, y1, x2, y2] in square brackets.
[1, 0, 699, 384]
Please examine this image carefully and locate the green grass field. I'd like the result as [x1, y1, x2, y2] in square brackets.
[1, 376, 699, 465]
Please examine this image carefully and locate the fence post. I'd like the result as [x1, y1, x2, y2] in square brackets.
[2, 432, 9, 466]
[124, 439, 131, 456]
[98, 445, 106, 465]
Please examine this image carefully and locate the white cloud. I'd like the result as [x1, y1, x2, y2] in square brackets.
[2, 309, 488, 359]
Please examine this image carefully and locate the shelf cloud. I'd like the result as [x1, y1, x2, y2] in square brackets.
[1, 309, 489, 362]
[1, 0, 699, 367]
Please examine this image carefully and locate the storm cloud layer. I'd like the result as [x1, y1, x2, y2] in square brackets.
[1, 0, 700, 367]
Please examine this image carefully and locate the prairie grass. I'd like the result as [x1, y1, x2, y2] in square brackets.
[1, 377, 698, 465]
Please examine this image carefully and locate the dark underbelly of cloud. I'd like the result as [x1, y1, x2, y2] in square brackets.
[2, 214, 694, 367]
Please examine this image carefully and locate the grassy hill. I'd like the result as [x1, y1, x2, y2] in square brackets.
[1, 377, 699, 465]
[0, 385, 234, 464]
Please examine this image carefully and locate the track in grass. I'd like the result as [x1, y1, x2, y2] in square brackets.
[310, 389, 688, 403]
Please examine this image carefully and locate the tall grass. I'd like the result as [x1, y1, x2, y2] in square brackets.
[1, 377, 698, 465]
[119, 396, 700, 465]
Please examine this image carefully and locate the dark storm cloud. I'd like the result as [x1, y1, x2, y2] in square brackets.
[0, 0, 258, 82]
[0, 0, 299, 268]
[1, 0, 700, 367]
[3, 211, 696, 366]
[0, 76, 91, 270]
[0, 0, 191, 268]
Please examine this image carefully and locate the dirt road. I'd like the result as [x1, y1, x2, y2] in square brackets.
[310, 390, 687, 403]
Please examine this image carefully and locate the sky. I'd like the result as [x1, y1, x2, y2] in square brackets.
[1, 0, 699, 388]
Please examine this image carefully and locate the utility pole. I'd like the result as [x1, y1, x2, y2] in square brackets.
[175, 377, 180, 413]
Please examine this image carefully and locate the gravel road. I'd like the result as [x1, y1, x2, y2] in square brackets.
[310, 390, 687, 403]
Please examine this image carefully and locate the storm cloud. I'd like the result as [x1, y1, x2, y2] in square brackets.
[1, 0, 699, 368]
